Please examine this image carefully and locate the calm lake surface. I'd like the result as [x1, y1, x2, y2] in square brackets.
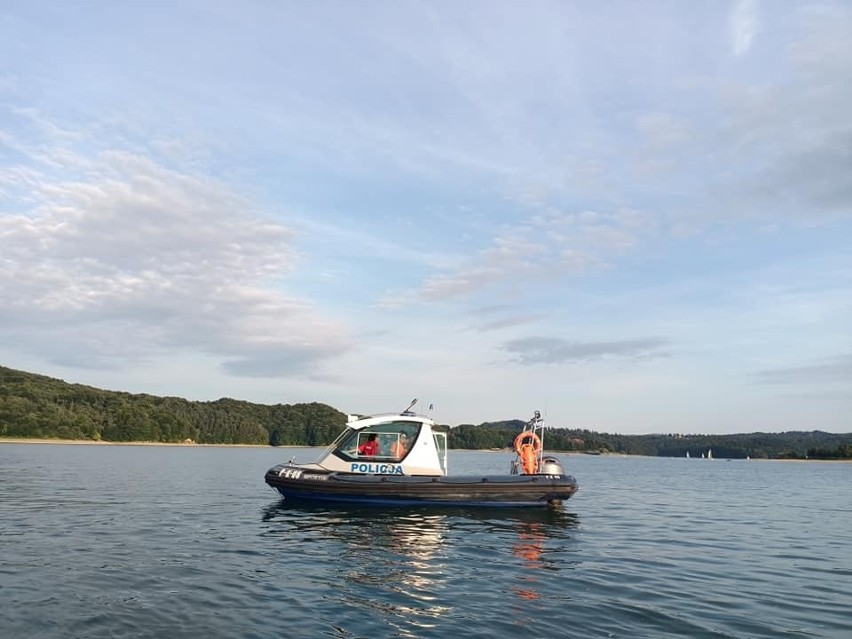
[1, 444, 850, 639]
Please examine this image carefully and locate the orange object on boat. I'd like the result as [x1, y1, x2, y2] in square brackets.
[514, 432, 542, 474]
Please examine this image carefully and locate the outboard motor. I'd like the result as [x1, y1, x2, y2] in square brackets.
[539, 455, 564, 476]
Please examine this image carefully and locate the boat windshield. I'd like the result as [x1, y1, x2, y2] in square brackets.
[333, 420, 420, 463]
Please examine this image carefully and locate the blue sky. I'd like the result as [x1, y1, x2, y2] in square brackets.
[1, 1, 850, 434]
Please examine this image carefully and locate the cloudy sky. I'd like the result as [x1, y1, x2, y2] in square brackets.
[1, 1, 850, 434]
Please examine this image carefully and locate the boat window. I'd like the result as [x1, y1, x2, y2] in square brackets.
[333, 421, 419, 462]
[433, 431, 447, 474]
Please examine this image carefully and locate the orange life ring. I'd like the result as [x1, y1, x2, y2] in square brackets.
[514, 431, 542, 456]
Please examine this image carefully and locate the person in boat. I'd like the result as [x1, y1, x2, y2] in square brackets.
[358, 433, 380, 456]
[390, 432, 409, 459]
[519, 440, 537, 474]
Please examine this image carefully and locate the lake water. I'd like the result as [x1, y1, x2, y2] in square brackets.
[1, 444, 850, 639]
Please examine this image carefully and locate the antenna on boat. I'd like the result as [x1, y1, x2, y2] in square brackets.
[401, 398, 417, 415]
[533, 410, 544, 459]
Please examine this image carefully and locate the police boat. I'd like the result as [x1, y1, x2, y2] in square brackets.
[264, 401, 578, 507]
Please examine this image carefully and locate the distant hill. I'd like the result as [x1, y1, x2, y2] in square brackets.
[1, 365, 850, 457]
[0, 365, 345, 445]
[455, 421, 852, 459]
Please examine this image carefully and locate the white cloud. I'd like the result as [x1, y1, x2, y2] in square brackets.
[753, 354, 852, 385]
[636, 112, 692, 149]
[0, 126, 350, 376]
[731, 0, 759, 56]
[410, 206, 657, 302]
[502, 336, 672, 365]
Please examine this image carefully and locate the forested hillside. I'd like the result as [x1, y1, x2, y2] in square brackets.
[453, 421, 852, 459]
[1, 365, 850, 458]
[0, 365, 345, 445]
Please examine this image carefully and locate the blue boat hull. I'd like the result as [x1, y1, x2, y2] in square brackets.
[265, 465, 579, 507]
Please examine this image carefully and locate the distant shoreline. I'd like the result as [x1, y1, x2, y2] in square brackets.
[0, 437, 284, 449]
[2, 438, 848, 460]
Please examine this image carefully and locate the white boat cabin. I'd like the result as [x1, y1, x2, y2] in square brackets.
[303, 412, 449, 476]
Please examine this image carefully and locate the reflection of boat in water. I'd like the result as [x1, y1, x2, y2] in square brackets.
[261, 500, 579, 631]
[261, 500, 578, 572]
[265, 402, 579, 507]
[261, 500, 578, 568]
[513, 520, 547, 601]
